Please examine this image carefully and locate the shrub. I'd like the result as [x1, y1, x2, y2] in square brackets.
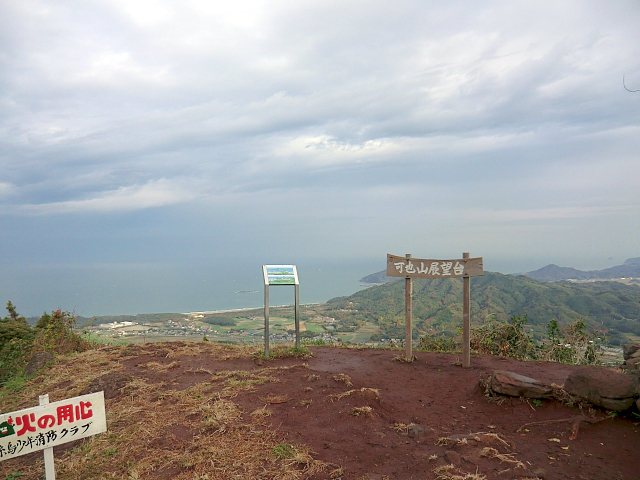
[33, 309, 90, 356]
[417, 335, 460, 353]
[470, 315, 536, 360]
[0, 302, 35, 380]
[1, 303, 92, 384]
[539, 318, 602, 365]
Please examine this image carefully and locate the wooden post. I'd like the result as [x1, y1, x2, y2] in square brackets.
[462, 252, 470, 368]
[39, 394, 56, 480]
[294, 283, 300, 349]
[405, 253, 413, 361]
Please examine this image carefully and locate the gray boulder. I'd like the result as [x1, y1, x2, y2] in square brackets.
[490, 370, 553, 399]
[564, 369, 638, 411]
[24, 352, 55, 376]
[622, 343, 640, 360]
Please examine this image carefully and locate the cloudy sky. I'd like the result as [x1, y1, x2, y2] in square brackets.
[1, 1, 640, 313]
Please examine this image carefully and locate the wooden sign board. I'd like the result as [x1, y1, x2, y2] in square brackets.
[386, 254, 483, 279]
[0, 391, 106, 461]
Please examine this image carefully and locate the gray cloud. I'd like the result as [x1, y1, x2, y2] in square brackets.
[1, 0, 639, 274]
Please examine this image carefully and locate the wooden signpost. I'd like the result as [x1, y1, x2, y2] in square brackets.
[386, 253, 484, 367]
[0, 391, 107, 479]
[263, 265, 300, 357]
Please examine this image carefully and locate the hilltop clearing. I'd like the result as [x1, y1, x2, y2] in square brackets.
[1, 342, 639, 479]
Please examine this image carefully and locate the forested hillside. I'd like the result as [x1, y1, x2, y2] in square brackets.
[327, 272, 640, 344]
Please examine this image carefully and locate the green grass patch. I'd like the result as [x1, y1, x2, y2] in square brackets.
[271, 442, 295, 459]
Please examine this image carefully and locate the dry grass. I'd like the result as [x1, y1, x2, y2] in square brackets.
[349, 406, 373, 417]
[138, 360, 181, 371]
[333, 373, 353, 387]
[327, 387, 380, 403]
[261, 394, 289, 404]
[479, 447, 525, 469]
[390, 423, 414, 435]
[433, 464, 486, 480]
[0, 342, 337, 480]
[393, 354, 417, 363]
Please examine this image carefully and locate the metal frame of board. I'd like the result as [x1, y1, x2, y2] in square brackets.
[263, 265, 299, 356]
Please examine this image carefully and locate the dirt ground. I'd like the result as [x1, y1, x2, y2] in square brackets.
[2, 343, 639, 480]
[126, 345, 639, 479]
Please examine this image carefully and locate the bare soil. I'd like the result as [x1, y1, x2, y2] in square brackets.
[2, 343, 639, 480]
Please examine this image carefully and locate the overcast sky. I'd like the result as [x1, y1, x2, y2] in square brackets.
[2, 0, 640, 281]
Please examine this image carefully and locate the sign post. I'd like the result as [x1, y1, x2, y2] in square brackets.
[0, 391, 107, 478]
[262, 265, 300, 357]
[386, 253, 483, 366]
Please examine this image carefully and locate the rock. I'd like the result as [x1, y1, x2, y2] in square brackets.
[81, 371, 132, 399]
[564, 370, 638, 411]
[625, 356, 640, 369]
[531, 468, 547, 479]
[490, 370, 553, 399]
[24, 352, 55, 376]
[407, 424, 427, 438]
[622, 343, 640, 360]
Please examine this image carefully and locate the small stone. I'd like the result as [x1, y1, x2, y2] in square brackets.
[24, 352, 55, 376]
[407, 424, 427, 438]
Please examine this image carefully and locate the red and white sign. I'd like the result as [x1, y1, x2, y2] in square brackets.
[0, 391, 106, 461]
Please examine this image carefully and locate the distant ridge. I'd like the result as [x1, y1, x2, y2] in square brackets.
[359, 271, 396, 284]
[525, 258, 640, 282]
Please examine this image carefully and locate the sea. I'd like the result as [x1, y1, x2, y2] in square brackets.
[0, 258, 385, 318]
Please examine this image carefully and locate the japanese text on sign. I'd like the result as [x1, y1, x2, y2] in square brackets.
[0, 391, 106, 461]
[386, 254, 484, 279]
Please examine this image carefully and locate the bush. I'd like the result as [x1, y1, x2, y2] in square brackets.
[33, 309, 90, 356]
[470, 315, 536, 360]
[0, 302, 35, 380]
[540, 318, 602, 365]
[417, 335, 460, 353]
[0, 303, 92, 384]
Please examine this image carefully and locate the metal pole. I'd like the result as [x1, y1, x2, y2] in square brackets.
[39, 394, 56, 480]
[294, 284, 300, 349]
[264, 284, 270, 358]
[405, 253, 413, 361]
[462, 252, 471, 368]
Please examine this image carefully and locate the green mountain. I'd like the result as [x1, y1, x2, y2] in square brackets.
[326, 272, 640, 344]
[524, 258, 640, 282]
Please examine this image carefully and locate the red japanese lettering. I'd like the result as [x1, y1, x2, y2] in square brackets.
[79, 401, 93, 420]
[15, 413, 36, 436]
[56, 404, 74, 425]
[37, 415, 56, 429]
